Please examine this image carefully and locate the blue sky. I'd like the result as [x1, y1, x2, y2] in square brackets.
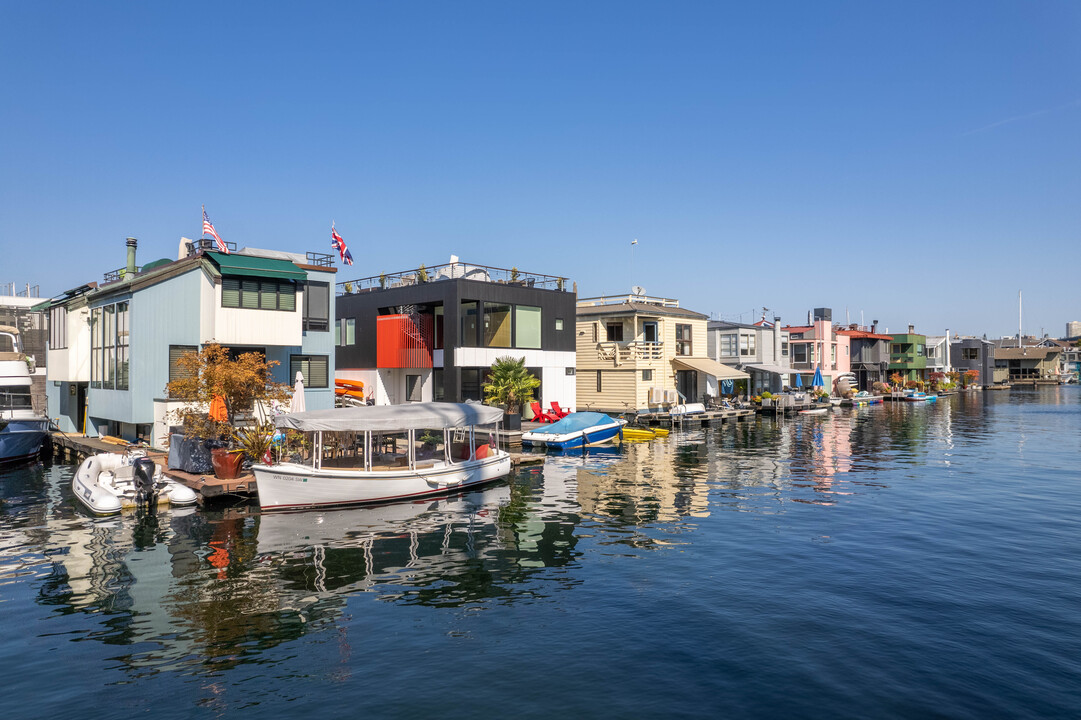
[2, 1, 1078, 338]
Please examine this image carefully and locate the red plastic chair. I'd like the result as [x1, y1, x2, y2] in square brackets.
[530, 401, 557, 423]
[550, 402, 570, 419]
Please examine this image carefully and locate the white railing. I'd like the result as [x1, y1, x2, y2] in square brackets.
[597, 341, 665, 364]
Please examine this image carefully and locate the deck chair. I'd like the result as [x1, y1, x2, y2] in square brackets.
[549, 401, 570, 419]
[530, 401, 557, 423]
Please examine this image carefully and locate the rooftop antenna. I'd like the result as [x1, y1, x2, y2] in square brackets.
[630, 239, 638, 289]
[1018, 290, 1023, 348]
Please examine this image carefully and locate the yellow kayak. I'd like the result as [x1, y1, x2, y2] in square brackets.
[621, 426, 669, 441]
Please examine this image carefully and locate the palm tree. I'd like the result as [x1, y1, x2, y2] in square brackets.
[483, 356, 540, 414]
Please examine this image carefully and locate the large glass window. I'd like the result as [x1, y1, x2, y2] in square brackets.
[963, 347, 979, 360]
[740, 334, 755, 356]
[337, 318, 355, 346]
[719, 334, 737, 356]
[49, 306, 67, 350]
[484, 302, 512, 347]
[515, 305, 541, 348]
[433, 368, 445, 401]
[90, 301, 129, 390]
[461, 301, 479, 347]
[290, 355, 329, 388]
[461, 367, 482, 401]
[434, 305, 445, 350]
[793, 344, 808, 364]
[303, 282, 328, 331]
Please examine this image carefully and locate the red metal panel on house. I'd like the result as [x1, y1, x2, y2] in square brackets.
[377, 314, 433, 368]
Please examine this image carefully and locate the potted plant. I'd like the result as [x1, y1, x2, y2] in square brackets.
[483, 356, 540, 431]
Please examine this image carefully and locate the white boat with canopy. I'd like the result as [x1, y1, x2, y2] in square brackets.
[252, 402, 512, 511]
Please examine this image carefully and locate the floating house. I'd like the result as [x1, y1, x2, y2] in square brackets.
[784, 308, 851, 391]
[887, 325, 927, 383]
[949, 337, 1001, 387]
[576, 294, 746, 413]
[707, 316, 791, 394]
[334, 258, 576, 410]
[42, 237, 336, 447]
[836, 323, 893, 391]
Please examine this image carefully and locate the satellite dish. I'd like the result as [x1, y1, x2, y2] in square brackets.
[632, 285, 645, 296]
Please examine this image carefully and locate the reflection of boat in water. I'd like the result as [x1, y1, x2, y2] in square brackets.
[799, 408, 829, 415]
[73, 451, 197, 514]
[521, 412, 626, 450]
[904, 392, 938, 403]
[254, 402, 512, 511]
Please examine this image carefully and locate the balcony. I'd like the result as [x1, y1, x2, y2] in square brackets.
[597, 341, 664, 365]
[337, 261, 570, 295]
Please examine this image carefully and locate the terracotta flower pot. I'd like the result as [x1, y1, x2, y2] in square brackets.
[211, 448, 244, 479]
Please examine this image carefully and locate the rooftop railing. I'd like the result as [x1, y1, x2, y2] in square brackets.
[577, 294, 680, 308]
[103, 266, 142, 284]
[336, 262, 570, 296]
[305, 252, 335, 268]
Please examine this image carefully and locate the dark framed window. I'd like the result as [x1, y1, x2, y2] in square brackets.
[597, 370, 603, 393]
[484, 302, 512, 347]
[606, 323, 623, 342]
[461, 301, 479, 347]
[222, 277, 296, 312]
[290, 355, 329, 388]
[793, 344, 808, 364]
[433, 368, 445, 401]
[303, 282, 329, 331]
[461, 367, 482, 401]
[406, 374, 422, 402]
[643, 369, 653, 381]
[515, 305, 541, 348]
[676, 324, 692, 356]
[962, 347, 979, 360]
[565, 367, 575, 376]
[555, 318, 564, 331]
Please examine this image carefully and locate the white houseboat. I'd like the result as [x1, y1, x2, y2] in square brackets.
[253, 402, 512, 511]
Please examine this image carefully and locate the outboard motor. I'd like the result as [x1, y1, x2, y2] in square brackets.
[133, 457, 159, 508]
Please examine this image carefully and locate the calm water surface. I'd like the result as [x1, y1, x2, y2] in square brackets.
[1, 388, 1079, 719]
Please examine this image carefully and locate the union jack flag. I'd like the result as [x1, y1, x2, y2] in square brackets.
[202, 207, 228, 254]
[331, 225, 353, 265]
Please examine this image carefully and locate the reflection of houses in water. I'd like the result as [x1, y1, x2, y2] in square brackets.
[573, 441, 712, 523]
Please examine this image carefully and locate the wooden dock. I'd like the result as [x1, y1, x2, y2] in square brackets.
[633, 408, 756, 427]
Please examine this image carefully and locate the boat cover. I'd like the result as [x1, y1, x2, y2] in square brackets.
[529, 412, 617, 435]
[273, 402, 504, 433]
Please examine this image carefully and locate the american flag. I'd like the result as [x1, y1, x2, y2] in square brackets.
[202, 207, 228, 254]
[331, 225, 353, 265]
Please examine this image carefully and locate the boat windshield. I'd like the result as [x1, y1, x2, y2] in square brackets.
[0, 387, 33, 410]
[0, 334, 15, 353]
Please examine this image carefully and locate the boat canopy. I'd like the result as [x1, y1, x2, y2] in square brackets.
[273, 402, 504, 433]
[529, 412, 616, 435]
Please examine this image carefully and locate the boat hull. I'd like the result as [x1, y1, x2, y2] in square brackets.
[521, 419, 625, 450]
[252, 453, 512, 511]
[0, 419, 49, 464]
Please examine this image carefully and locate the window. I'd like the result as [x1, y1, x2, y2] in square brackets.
[290, 355, 329, 388]
[337, 318, 355, 346]
[434, 305, 445, 350]
[793, 344, 808, 364]
[406, 374, 422, 402]
[740, 334, 755, 356]
[597, 370, 603, 392]
[781, 341, 789, 356]
[168, 345, 198, 392]
[643, 369, 653, 381]
[916, 344, 925, 355]
[719, 334, 737, 356]
[461, 301, 479, 347]
[433, 368, 445, 401]
[676, 324, 692, 356]
[90, 301, 129, 390]
[515, 305, 542, 349]
[50, 307, 67, 350]
[483, 302, 512, 347]
[606, 323, 624, 342]
[565, 367, 576, 376]
[831, 345, 836, 363]
[303, 282, 328, 331]
[892, 344, 902, 355]
[223, 277, 297, 313]
[963, 347, 980, 360]
[555, 318, 564, 331]
[461, 368, 482, 401]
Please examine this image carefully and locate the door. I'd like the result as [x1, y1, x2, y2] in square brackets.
[643, 322, 658, 343]
[676, 370, 698, 403]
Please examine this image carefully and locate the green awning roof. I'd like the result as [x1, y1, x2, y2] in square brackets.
[207, 252, 307, 281]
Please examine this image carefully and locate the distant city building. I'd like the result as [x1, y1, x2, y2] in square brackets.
[1067, 321, 1081, 338]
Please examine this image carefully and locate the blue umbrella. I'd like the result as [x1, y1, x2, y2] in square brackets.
[812, 365, 823, 388]
[795, 373, 803, 388]
[721, 379, 734, 395]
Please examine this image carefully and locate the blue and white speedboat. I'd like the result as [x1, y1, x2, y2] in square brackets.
[521, 412, 626, 450]
[0, 325, 49, 464]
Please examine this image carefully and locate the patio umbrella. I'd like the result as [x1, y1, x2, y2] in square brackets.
[721, 379, 734, 395]
[208, 393, 228, 422]
[795, 373, 803, 388]
[290, 371, 306, 413]
[812, 365, 824, 388]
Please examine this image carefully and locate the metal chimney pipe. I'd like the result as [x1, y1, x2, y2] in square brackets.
[773, 316, 781, 363]
[126, 237, 138, 276]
